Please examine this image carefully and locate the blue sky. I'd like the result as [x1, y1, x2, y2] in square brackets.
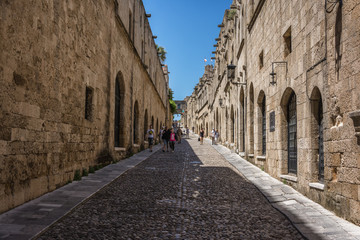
[143, 0, 233, 101]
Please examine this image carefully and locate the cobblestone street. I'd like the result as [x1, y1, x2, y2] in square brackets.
[37, 137, 304, 240]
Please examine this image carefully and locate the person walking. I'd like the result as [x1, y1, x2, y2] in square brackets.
[186, 126, 189, 139]
[215, 129, 220, 145]
[147, 125, 155, 152]
[211, 128, 215, 145]
[177, 127, 182, 144]
[169, 128, 177, 152]
[200, 128, 205, 145]
[162, 126, 170, 152]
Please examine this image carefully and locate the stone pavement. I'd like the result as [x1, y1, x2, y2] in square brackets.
[37, 135, 303, 240]
[202, 137, 360, 240]
[0, 144, 162, 240]
[0, 135, 359, 239]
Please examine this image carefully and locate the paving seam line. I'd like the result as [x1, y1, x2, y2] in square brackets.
[203, 138, 310, 240]
[31, 145, 161, 240]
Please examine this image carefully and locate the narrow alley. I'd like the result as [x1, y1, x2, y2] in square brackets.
[36, 135, 303, 240]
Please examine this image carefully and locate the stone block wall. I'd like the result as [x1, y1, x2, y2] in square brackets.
[0, 0, 169, 213]
[186, 0, 360, 225]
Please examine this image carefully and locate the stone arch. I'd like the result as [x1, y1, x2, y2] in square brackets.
[280, 87, 297, 174]
[133, 100, 140, 144]
[240, 87, 245, 152]
[115, 72, 125, 147]
[257, 90, 266, 155]
[249, 83, 254, 154]
[310, 87, 324, 182]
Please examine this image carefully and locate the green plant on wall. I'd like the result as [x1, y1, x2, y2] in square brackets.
[156, 44, 167, 63]
[227, 9, 237, 20]
[169, 99, 177, 115]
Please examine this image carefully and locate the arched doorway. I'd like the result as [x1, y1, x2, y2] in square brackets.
[249, 83, 254, 153]
[133, 101, 140, 144]
[115, 72, 125, 147]
[240, 87, 245, 152]
[257, 91, 266, 155]
[231, 105, 235, 143]
[287, 92, 297, 174]
[310, 87, 324, 182]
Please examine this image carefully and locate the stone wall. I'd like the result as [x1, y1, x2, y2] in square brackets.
[186, 0, 360, 225]
[0, 0, 169, 213]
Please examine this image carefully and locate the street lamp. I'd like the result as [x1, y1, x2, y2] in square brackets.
[269, 61, 288, 86]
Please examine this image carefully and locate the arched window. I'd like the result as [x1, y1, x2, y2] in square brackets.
[115, 72, 125, 147]
[231, 105, 235, 143]
[249, 84, 254, 153]
[240, 88, 245, 152]
[287, 92, 297, 174]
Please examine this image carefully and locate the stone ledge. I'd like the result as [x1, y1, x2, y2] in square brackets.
[309, 182, 324, 191]
[280, 175, 298, 183]
[248, 154, 254, 158]
[256, 155, 266, 161]
[239, 152, 245, 157]
[114, 147, 126, 152]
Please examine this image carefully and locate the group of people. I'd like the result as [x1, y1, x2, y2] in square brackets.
[146, 125, 189, 153]
[198, 128, 219, 145]
[146, 125, 218, 152]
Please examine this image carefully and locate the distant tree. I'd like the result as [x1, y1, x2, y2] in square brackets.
[156, 44, 167, 63]
[168, 88, 174, 100]
[168, 88, 177, 114]
[169, 100, 177, 114]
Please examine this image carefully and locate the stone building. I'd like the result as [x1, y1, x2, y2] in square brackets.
[0, 0, 171, 213]
[185, 0, 360, 225]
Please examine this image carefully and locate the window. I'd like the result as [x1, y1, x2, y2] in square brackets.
[283, 27, 292, 57]
[115, 73, 125, 148]
[287, 92, 297, 174]
[85, 87, 93, 121]
[259, 51, 264, 69]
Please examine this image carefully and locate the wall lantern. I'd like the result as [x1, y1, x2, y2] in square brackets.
[227, 62, 236, 81]
[269, 61, 288, 86]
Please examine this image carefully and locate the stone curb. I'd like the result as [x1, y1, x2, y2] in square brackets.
[0, 145, 162, 240]
[202, 137, 360, 240]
